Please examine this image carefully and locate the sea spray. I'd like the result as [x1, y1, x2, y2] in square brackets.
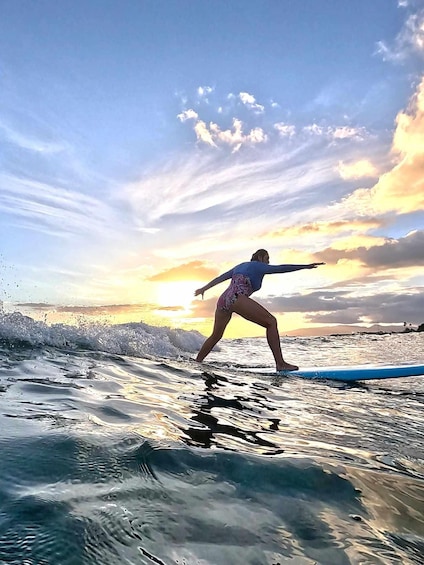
[0, 311, 204, 358]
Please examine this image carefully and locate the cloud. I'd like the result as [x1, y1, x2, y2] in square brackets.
[121, 79, 415, 268]
[194, 120, 217, 147]
[274, 122, 296, 137]
[308, 290, 424, 325]
[177, 88, 370, 155]
[0, 120, 66, 154]
[0, 174, 111, 237]
[119, 138, 351, 233]
[341, 77, 424, 215]
[268, 217, 387, 239]
[210, 118, 267, 151]
[17, 303, 156, 315]
[148, 261, 218, 282]
[260, 287, 424, 325]
[136, 227, 161, 234]
[118, 118, 389, 262]
[154, 305, 185, 312]
[303, 124, 367, 141]
[316, 230, 424, 269]
[261, 290, 362, 314]
[190, 297, 218, 318]
[197, 85, 214, 102]
[190, 279, 424, 326]
[392, 78, 424, 158]
[332, 126, 367, 140]
[338, 159, 378, 179]
[178, 111, 268, 151]
[177, 109, 199, 122]
[238, 92, 265, 114]
[376, 6, 424, 62]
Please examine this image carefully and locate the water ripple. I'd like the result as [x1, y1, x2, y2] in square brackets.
[0, 336, 423, 563]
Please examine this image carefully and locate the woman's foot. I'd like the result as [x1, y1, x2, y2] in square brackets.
[277, 362, 299, 372]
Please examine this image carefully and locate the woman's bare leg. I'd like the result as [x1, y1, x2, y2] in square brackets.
[232, 295, 298, 371]
[196, 309, 232, 362]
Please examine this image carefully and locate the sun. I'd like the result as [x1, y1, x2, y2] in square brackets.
[155, 281, 198, 313]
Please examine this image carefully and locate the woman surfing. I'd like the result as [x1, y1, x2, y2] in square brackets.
[195, 249, 325, 371]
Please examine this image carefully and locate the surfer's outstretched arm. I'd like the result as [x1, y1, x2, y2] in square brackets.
[264, 262, 325, 275]
[194, 269, 233, 298]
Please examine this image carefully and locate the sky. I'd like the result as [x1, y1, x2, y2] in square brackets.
[0, 0, 423, 337]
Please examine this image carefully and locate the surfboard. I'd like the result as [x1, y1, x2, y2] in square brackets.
[277, 364, 424, 381]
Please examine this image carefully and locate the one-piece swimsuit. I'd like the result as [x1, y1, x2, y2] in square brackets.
[216, 274, 253, 312]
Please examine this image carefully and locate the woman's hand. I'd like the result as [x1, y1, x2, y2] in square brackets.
[194, 288, 204, 298]
[307, 262, 325, 269]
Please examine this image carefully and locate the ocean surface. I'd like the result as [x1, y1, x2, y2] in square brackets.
[0, 311, 423, 565]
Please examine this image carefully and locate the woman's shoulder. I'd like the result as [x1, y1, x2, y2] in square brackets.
[233, 261, 251, 271]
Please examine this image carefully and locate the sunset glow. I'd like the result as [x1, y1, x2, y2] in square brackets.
[1, 1, 423, 337]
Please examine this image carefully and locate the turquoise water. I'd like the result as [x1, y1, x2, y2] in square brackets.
[0, 313, 423, 564]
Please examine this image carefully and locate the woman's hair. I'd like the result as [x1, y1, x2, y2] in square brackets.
[251, 249, 268, 261]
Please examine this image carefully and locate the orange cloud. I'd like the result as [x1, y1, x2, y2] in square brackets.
[148, 261, 219, 282]
[267, 217, 386, 239]
[58, 303, 153, 315]
[154, 305, 185, 312]
[344, 77, 424, 215]
[17, 302, 158, 316]
[190, 297, 217, 318]
[393, 78, 424, 158]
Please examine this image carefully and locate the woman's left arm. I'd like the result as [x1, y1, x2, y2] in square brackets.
[267, 262, 325, 274]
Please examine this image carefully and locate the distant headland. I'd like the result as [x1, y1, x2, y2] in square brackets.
[284, 323, 424, 337]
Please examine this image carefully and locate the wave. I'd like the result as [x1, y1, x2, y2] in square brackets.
[0, 311, 204, 359]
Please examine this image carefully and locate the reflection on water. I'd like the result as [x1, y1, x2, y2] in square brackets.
[0, 335, 423, 564]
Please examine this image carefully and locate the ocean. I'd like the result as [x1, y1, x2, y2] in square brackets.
[0, 311, 423, 564]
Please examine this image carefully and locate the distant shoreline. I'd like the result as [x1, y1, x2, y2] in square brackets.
[281, 324, 423, 338]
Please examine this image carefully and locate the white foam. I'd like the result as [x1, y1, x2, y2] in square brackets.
[0, 311, 204, 359]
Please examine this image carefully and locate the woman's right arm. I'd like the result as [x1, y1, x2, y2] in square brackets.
[195, 269, 234, 298]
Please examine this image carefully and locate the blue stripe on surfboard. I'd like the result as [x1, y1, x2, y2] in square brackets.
[278, 364, 424, 381]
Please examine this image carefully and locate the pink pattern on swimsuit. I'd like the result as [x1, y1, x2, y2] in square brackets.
[217, 274, 253, 312]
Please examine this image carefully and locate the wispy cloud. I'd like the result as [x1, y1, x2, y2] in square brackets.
[0, 173, 111, 237]
[267, 218, 387, 240]
[0, 120, 66, 154]
[376, 5, 424, 62]
[274, 123, 296, 137]
[118, 136, 357, 237]
[196, 85, 214, 103]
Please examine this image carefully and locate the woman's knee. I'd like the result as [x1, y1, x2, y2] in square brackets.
[265, 313, 278, 330]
